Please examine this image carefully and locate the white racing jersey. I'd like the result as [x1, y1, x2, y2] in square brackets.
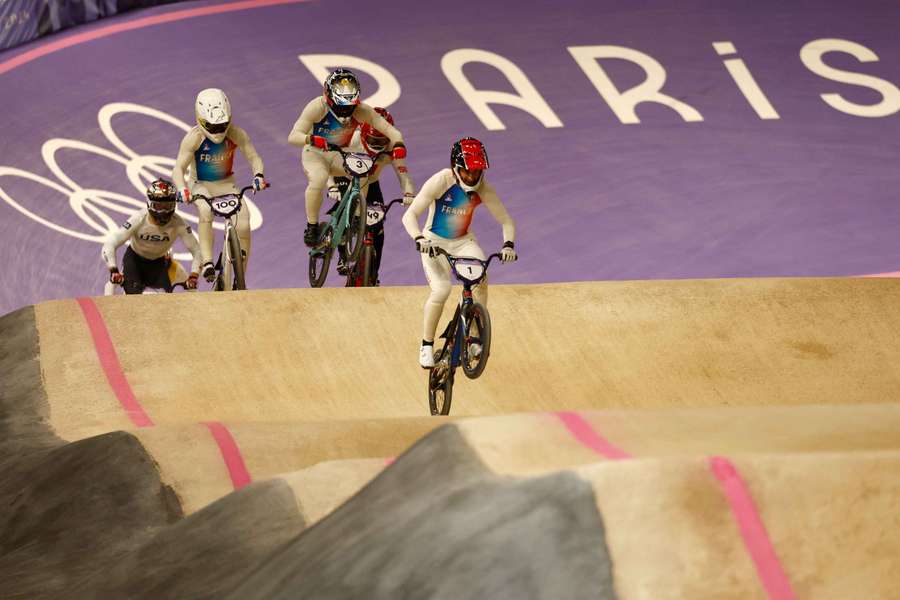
[102, 208, 202, 272]
[403, 169, 515, 242]
[288, 97, 404, 151]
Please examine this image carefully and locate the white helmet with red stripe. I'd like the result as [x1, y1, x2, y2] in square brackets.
[451, 137, 489, 192]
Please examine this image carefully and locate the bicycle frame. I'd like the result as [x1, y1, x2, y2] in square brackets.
[191, 185, 256, 291]
[435, 251, 501, 368]
[309, 145, 377, 258]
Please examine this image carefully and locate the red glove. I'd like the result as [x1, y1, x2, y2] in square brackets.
[309, 135, 328, 150]
[178, 188, 191, 203]
[186, 272, 199, 289]
[392, 143, 407, 159]
[109, 268, 124, 284]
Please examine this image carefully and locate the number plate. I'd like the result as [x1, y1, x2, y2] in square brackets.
[366, 206, 385, 226]
[211, 196, 240, 215]
[454, 262, 485, 280]
[344, 152, 374, 176]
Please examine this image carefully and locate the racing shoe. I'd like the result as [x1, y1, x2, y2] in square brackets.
[419, 344, 435, 369]
[201, 262, 216, 283]
[336, 257, 350, 276]
[304, 223, 320, 247]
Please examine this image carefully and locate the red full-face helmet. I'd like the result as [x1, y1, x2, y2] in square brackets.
[450, 137, 489, 192]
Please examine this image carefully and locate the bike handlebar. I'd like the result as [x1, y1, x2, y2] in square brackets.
[376, 198, 405, 216]
[431, 246, 504, 269]
[190, 184, 269, 204]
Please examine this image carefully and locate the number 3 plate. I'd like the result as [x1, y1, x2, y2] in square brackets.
[345, 153, 374, 176]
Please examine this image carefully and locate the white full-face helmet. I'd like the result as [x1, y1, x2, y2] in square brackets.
[195, 88, 231, 144]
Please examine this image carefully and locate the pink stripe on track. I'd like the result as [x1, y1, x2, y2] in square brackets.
[76, 297, 154, 428]
[554, 411, 632, 459]
[710, 457, 796, 600]
[554, 410, 794, 599]
[204, 422, 252, 490]
[0, 0, 312, 75]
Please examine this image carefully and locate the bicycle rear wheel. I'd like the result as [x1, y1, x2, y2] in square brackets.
[428, 342, 455, 416]
[461, 302, 492, 379]
[344, 194, 367, 262]
[228, 229, 246, 290]
[308, 225, 334, 288]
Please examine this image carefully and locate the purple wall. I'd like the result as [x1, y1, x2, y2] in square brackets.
[0, 0, 898, 314]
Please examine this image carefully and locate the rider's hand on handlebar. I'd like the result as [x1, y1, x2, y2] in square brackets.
[109, 267, 124, 284]
[309, 135, 329, 150]
[501, 241, 517, 263]
[402, 192, 415, 206]
[186, 272, 199, 290]
[327, 185, 341, 202]
[415, 235, 435, 257]
[252, 174, 269, 192]
[178, 188, 192, 204]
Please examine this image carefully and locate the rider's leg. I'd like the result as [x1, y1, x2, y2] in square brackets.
[144, 255, 173, 292]
[366, 181, 386, 282]
[192, 184, 214, 267]
[421, 251, 453, 343]
[122, 246, 145, 294]
[454, 237, 488, 305]
[302, 148, 344, 223]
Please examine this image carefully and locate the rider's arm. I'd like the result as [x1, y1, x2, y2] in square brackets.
[358, 104, 404, 148]
[287, 98, 327, 147]
[391, 158, 416, 196]
[174, 217, 203, 274]
[478, 180, 516, 244]
[402, 170, 445, 239]
[172, 129, 203, 189]
[228, 124, 265, 177]
[101, 212, 140, 269]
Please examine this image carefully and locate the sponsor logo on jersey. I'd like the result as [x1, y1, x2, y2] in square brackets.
[139, 233, 171, 242]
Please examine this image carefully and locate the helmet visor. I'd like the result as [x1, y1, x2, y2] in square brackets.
[199, 118, 230, 135]
[148, 199, 176, 213]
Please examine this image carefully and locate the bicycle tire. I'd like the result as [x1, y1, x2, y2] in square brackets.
[360, 245, 374, 287]
[344, 194, 367, 262]
[461, 302, 492, 379]
[308, 225, 334, 288]
[228, 229, 246, 290]
[428, 342, 455, 416]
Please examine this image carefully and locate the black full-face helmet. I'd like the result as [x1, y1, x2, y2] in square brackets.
[146, 179, 177, 225]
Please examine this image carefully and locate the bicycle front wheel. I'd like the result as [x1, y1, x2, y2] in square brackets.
[360, 245, 374, 287]
[228, 229, 246, 290]
[344, 193, 367, 262]
[308, 225, 334, 288]
[461, 302, 492, 379]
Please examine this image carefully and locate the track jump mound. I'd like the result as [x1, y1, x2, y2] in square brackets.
[227, 424, 617, 600]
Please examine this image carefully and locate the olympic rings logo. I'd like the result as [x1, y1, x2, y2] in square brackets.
[0, 102, 263, 260]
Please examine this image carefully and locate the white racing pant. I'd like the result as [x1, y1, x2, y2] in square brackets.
[192, 177, 251, 268]
[302, 147, 351, 223]
[421, 231, 488, 342]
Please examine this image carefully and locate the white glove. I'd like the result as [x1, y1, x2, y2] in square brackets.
[403, 192, 415, 206]
[327, 186, 341, 202]
[415, 235, 435, 256]
[501, 242, 517, 263]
